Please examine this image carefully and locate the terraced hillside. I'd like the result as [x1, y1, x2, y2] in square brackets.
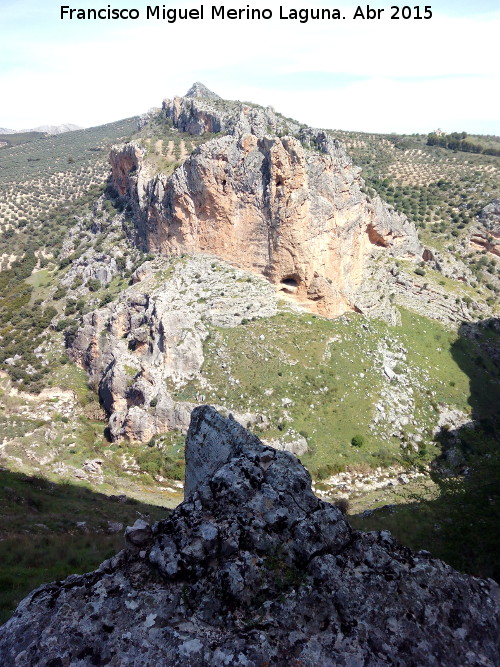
[336, 130, 499, 237]
[0, 118, 136, 250]
[332, 129, 500, 300]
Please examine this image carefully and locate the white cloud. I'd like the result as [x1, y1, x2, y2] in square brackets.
[1, 1, 499, 133]
[240, 76, 500, 134]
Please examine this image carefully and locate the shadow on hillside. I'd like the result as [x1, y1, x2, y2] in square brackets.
[0, 468, 170, 532]
[353, 317, 500, 580]
[0, 468, 170, 624]
[434, 317, 500, 471]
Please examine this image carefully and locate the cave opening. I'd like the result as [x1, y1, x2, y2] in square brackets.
[281, 277, 299, 287]
[280, 276, 300, 294]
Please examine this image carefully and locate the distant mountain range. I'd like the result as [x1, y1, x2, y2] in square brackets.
[0, 123, 82, 135]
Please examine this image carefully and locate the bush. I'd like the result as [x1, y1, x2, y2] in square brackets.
[52, 287, 67, 300]
[56, 318, 77, 332]
[87, 278, 101, 292]
[71, 276, 83, 289]
[351, 435, 365, 448]
[64, 323, 79, 347]
[136, 449, 185, 481]
[115, 256, 126, 272]
[334, 498, 350, 515]
[99, 293, 113, 307]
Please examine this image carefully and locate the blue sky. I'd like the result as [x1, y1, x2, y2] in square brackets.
[1, 1, 499, 134]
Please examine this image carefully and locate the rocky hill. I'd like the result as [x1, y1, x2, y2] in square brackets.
[69, 254, 278, 442]
[0, 84, 498, 618]
[110, 86, 423, 318]
[0, 406, 498, 666]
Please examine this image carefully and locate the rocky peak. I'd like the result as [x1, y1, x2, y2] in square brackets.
[162, 86, 284, 139]
[0, 406, 498, 665]
[185, 82, 221, 100]
[184, 405, 265, 497]
[112, 87, 424, 318]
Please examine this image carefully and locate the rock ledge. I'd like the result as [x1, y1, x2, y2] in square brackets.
[0, 406, 498, 666]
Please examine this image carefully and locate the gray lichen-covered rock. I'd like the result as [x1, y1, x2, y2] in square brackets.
[0, 406, 498, 666]
[185, 82, 221, 100]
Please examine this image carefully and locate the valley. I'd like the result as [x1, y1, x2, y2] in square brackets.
[0, 83, 498, 622]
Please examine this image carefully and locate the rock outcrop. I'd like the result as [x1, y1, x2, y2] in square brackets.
[469, 199, 500, 257]
[111, 86, 424, 317]
[185, 81, 221, 100]
[1, 406, 498, 666]
[68, 255, 277, 441]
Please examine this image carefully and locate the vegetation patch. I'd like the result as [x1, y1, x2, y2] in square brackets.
[0, 469, 169, 624]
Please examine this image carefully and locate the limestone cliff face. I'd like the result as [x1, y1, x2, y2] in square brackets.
[111, 89, 423, 317]
[1, 407, 498, 666]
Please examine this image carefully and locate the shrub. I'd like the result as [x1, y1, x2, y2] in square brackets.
[64, 323, 79, 347]
[87, 278, 101, 292]
[351, 435, 365, 448]
[52, 286, 67, 300]
[56, 318, 76, 332]
[65, 299, 77, 315]
[99, 293, 113, 307]
[115, 256, 126, 272]
[71, 276, 83, 289]
[334, 498, 350, 515]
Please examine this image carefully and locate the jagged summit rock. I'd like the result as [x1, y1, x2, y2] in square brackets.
[0, 406, 498, 666]
[185, 82, 221, 100]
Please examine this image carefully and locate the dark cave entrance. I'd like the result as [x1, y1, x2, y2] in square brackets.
[282, 278, 298, 287]
[280, 276, 300, 294]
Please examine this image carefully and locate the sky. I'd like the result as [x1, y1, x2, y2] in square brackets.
[0, 0, 499, 135]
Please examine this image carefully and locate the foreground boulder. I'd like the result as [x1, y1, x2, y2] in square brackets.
[0, 406, 498, 666]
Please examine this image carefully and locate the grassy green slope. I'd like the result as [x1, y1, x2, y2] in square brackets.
[179, 307, 499, 478]
[0, 469, 169, 624]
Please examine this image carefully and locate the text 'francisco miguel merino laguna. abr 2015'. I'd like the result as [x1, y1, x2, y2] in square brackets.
[60, 5, 433, 23]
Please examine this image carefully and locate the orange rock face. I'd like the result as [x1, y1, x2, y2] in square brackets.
[111, 100, 423, 317]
